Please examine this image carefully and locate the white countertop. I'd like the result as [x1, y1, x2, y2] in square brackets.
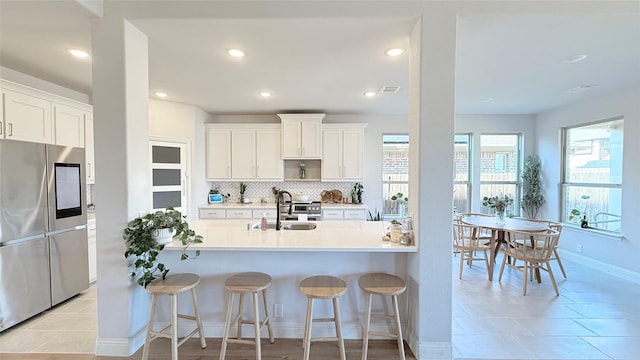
[164, 219, 416, 252]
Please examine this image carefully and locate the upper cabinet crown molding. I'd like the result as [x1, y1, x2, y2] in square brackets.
[278, 113, 324, 159]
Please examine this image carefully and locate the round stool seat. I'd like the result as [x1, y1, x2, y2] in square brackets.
[146, 273, 200, 295]
[358, 273, 406, 296]
[224, 272, 272, 293]
[299, 275, 347, 299]
[142, 273, 206, 360]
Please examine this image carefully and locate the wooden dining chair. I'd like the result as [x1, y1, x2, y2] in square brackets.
[457, 213, 493, 241]
[519, 219, 567, 278]
[498, 228, 561, 296]
[452, 222, 491, 279]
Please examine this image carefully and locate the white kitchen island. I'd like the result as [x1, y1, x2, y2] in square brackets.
[156, 219, 415, 340]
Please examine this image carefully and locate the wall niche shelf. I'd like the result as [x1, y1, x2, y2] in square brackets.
[284, 159, 320, 181]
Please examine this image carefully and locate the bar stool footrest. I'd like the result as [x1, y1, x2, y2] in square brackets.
[311, 337, 340, 343]
[227, 338, 258, 345]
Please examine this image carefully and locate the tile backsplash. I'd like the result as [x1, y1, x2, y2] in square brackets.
[207, 181, 358, 204]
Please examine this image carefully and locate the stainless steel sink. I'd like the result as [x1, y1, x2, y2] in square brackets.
[281, 222, 317, 230]
[251, 222, 317, 230]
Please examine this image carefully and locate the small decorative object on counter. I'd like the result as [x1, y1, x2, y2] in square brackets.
[299, 162, 306, 179]
[261, 213, 268, 231]
[389, 220, 402, 243]
[239, 182, 247, 203]
[352, 182, 363, 204]
[400, 216, 414, 246]
[581, 215, 589, 228]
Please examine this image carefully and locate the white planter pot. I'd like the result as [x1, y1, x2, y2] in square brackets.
[152, 228, 176, 244]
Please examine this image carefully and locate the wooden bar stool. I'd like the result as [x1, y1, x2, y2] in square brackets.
[219, 272, 274, 360]
[299, 275, 347, 360]
[359, 272, 406, 360]
[142, 273, 206, 360]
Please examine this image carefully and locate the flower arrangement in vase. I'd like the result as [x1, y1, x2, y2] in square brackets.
[482, 194, 514, 223]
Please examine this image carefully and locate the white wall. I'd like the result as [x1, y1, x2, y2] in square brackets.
[536, 86, 640, 275]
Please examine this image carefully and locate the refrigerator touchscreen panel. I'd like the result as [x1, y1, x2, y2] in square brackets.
[54, 163, 82, 219]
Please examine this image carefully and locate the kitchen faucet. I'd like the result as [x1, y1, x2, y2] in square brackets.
[276, 190, 292, 231]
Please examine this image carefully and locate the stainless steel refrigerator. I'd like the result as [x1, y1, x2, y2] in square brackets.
[0, 140, 88, 332]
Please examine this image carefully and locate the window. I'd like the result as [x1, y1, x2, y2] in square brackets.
[150, 141, 188, 214]
[453, 134, 471, 214]
[562, 119, 623, 232]
[382, 134, 409, 216]
[480, 134, 521, 216]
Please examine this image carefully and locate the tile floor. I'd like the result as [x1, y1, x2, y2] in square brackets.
[452, 253, 640, 359]
[0, 284, 98, 354]
[1, 253, 639, 359]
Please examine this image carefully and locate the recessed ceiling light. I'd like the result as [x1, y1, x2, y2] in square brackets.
[259, 91, 271, 97]
[226, 48, 246, 58]
[155, 92, 168, 98]
[385, 48, 404, 57]
[363, 91, 377, 97]
[481, 97, 494, 103]
[562, 54, 588, 64]
[68, 48, 89, 58]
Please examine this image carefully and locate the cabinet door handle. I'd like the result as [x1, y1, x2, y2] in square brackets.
[87, 163, 92, 178]
[0, 121, 3, 135]
[8, 123, 13, 137]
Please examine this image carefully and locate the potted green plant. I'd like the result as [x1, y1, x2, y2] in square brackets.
[569, 194, 591, 228]
[123, 207, 202, 287]
[390, 192, 408, 215]
[520, 155, 545, 219]
[239, 182, 247, 203]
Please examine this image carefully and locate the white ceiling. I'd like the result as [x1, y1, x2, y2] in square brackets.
[1, 1, 639, 116]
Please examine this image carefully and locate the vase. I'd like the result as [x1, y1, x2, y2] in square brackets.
[495, 209, 506, 226]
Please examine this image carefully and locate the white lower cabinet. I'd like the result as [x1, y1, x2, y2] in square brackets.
[322, 208, 366, 221]
[344, 209, 366, 220]
[252, 209, 278, 220]
[226, 209, 252, 219]
[87, 220, 97, 283]
[198, 208, 226, 219]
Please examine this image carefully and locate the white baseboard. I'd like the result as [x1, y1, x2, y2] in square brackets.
[417, 341, 453, 360]
[557, 249, 640, 284]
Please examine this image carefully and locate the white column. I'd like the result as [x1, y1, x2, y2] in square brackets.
[407, 4, 456, 359]
[92, 17, 152, 356]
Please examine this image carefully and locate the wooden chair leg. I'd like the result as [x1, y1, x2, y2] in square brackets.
[142, 294, 158, 360]
[303, 298, 314, 360]
[332, 297, 346, 360]
[171, 294, 178, 360]
[392, 294, 406, 360]
[252, 292, 261, 360]
[546, 261, 560, 296]
[190, 288, 207, 349]
[219, 292, 234, 360]
[498, 252, 508, 281]
[237, 293, 244, 340]
[459, 249, 465, 280]
[554, 249, 568, 278]
[522, 261, 528, 296]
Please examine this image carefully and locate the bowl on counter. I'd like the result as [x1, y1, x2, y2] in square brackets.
[293, 193, 309, 202]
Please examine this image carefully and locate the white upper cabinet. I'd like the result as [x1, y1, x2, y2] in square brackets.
[206, 128, 232, 180]
[54, 103, 85, 147]
[321, 123, 366, 181]
[2, 89, 52, 143]
[278, 113, 324, 159]
[84, 113, 95, 184]
[255, 128, 283, 179]
[231, 129, 256, 179]
[206, 124, 282, 181]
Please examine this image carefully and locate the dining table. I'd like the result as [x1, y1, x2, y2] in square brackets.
[459, 216, 549, 281]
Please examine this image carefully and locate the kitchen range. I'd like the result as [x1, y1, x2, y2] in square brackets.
[0, 140, 89, 332]
[279, 200, 322, 221]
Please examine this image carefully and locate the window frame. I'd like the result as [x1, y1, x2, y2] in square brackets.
[381, 133, 409, 218]
[479, 133, 523, 216]
[561, 117, 623, 233]
[453, 133, 471, 214]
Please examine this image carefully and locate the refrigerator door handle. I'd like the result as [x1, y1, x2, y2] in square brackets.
[0, 234, 46, 247]
[46, 225, 87, 237]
